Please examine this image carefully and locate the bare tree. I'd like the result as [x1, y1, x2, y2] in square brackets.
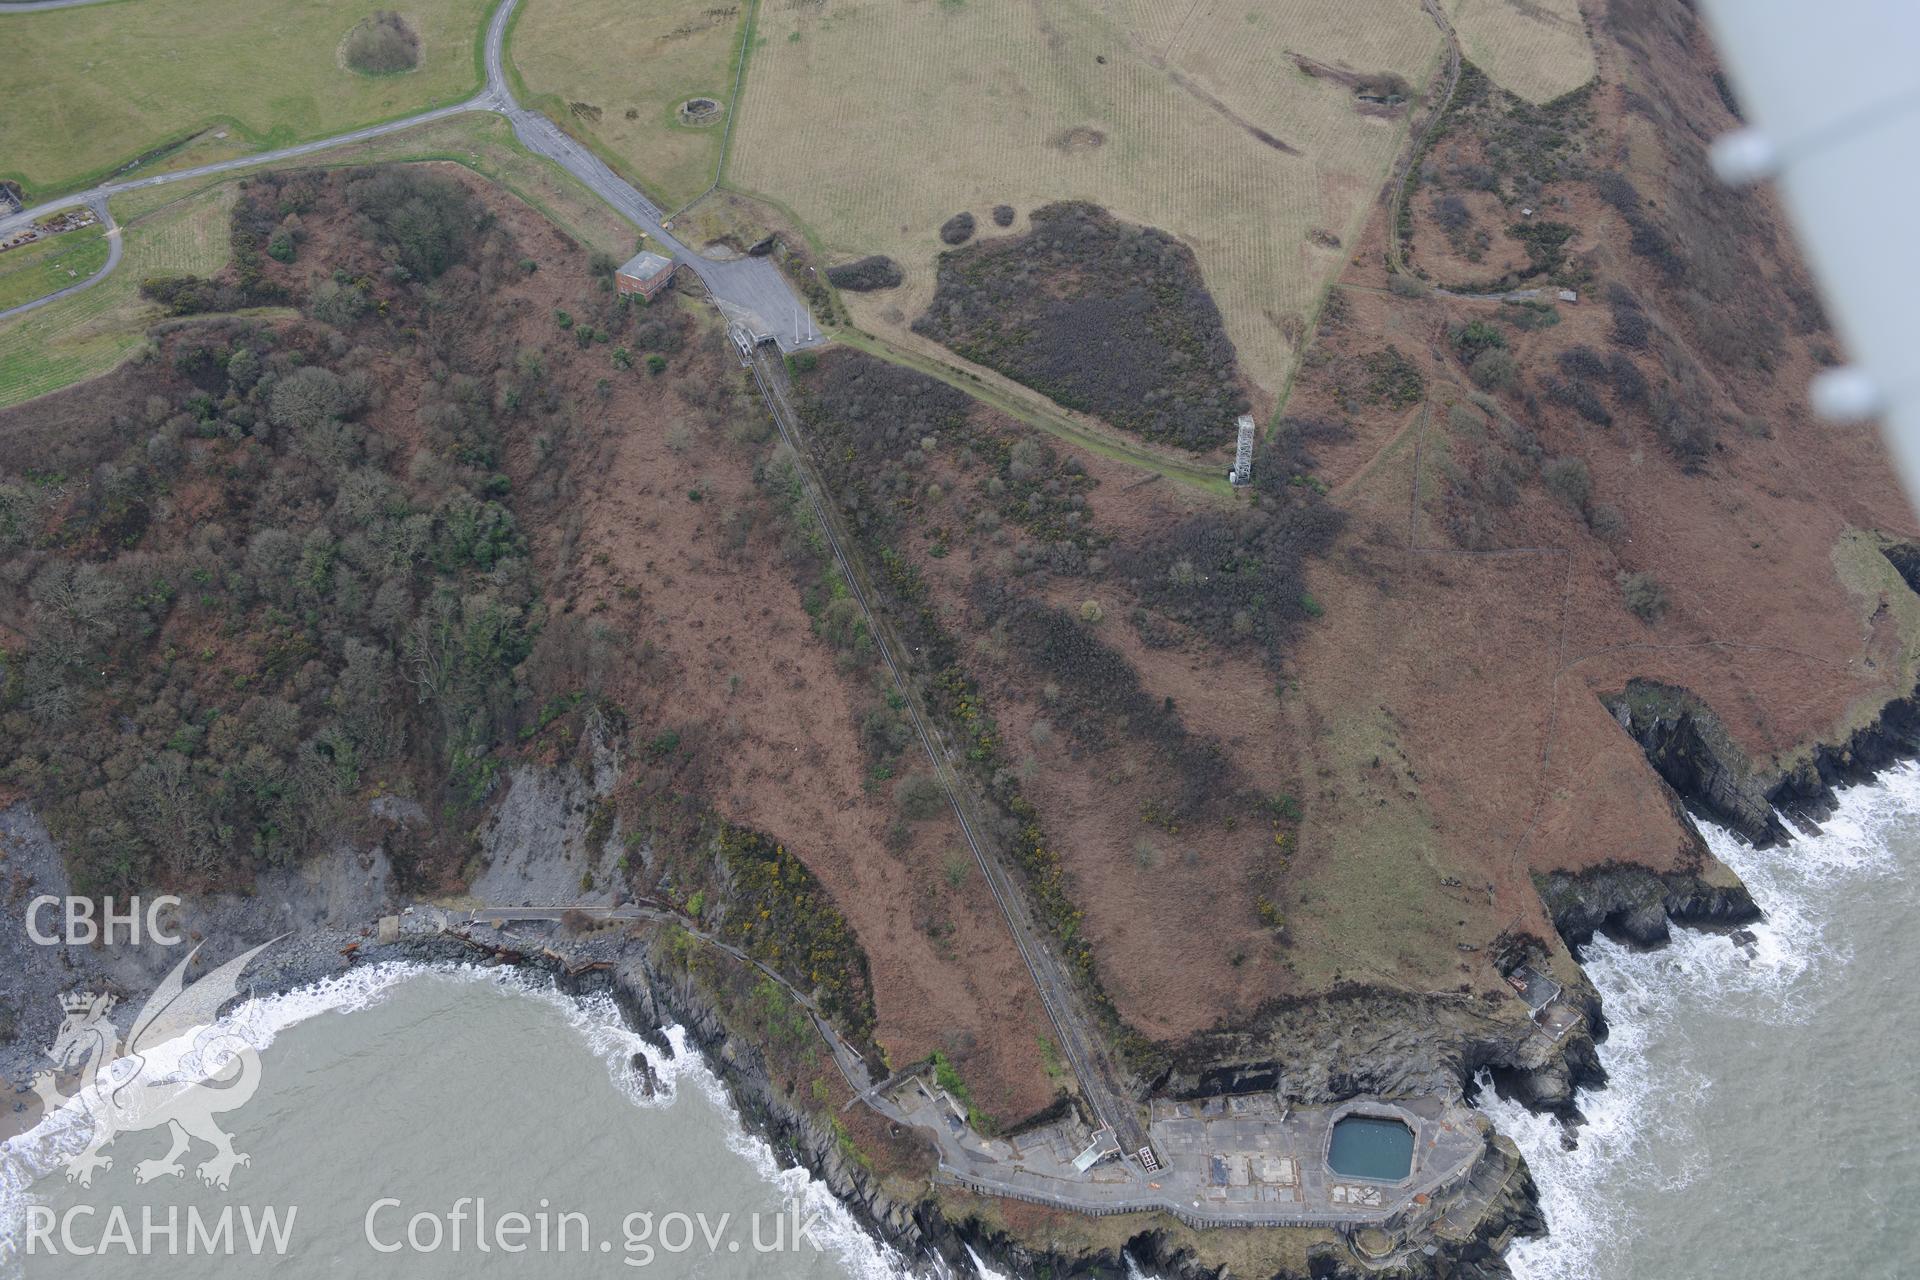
[127, 752, 217, 877]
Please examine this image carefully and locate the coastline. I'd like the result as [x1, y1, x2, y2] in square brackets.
[0, 904, 1541, 1280]
[1483, 764, 1920, 1277]
[5, 667, 1920, 1278]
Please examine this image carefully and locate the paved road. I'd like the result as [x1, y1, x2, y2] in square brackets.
[0, 97, 486, 322]
[474, 0, 820, 349]
[1, 0, 822, 346]
[456, 901, 1493, 1233]
[0, 199, 119, 320]
[0, 0, 122, 11]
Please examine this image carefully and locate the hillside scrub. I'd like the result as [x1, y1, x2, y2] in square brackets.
[788, 364, 1107, 980]
[1405, 62, 1600, 286]
[1111, 430, 1343, 666]
[792, 353, 1338, 671]
[0, 164, 723, 898]
[970, 583, 1244, 820]
[0, 317, 535, 892]
[1363, 346, 1425, 406]
[1592, 1, 1829, 393]
[789, 353, 1104, 562]
[912, 201, 1249, 450]
[1618, 570, 1667, 622]
[710, 825, 876, 1040]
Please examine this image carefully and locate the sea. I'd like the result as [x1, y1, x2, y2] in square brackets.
[0, 968, 909, 1278]
[1483, 763, 1920, 1279]
[5, 766, 1917, 1279]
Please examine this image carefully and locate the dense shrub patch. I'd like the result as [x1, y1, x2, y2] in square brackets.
[912, 201, 1248, 450]
[344, 11, 420, 75]
[938, 211, 976, 245]
[712, 824, 876, 1040]
[1618, 570, 1667, 622]
[344, 167, 488, 281]
[1362, 346, 1425, 407]
[1544, 374, 1612, 425]
[791, 350, 1103, 561]
[1111, 428, 1342, 665]
[824, 255, 902, 291]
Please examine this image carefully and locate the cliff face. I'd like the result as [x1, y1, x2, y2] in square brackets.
[1536, 860, 1758, 950]
[1607, 672, 1920, 848]
[1159, 984, 1599, 1119]
[513, 931, 1549, 1280]
[1603, 681, 1791, 847]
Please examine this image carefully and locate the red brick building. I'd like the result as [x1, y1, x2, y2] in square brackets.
[615, 249, 676, 300]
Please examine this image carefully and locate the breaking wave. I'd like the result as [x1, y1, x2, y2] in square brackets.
[1, 962, 911, 1278]
[1481, 762, 1920, 1278]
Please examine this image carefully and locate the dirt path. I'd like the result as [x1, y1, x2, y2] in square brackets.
[1385, 0, 1464, 280]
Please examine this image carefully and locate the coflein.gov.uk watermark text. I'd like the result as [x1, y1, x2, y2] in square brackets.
[24, 1198, 827, 1266]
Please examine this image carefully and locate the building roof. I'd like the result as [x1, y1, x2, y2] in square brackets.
[617, 249, 675, 280]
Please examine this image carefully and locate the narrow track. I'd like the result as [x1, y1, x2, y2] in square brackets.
[1, 0, 822, 346]
[743, 344, 1155, 1171]
[1385, 0, 1465, 280]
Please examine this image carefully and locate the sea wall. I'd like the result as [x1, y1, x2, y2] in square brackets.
[459, 924, 1540, 1280]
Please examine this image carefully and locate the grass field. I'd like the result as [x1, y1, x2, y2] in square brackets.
[0, 185, 238, 410]
[0, 0, 494, 200]
[0, 111, 637, 411]
[725, 0, 1444, 405]
[0, 112, 645, 410]
[0, 223, 110, 312]
[1447, 0, 1596, 103]
[507, 0, 746, 212]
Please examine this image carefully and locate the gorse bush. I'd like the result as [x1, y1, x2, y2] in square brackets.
[1469, 348, 1519, 392]
[713, 825, 875, 1040]
[1618, 570, 1668, 622]
[1541, 455, 1592, 510]
[1608, 352, 1650, 405]
[1451, 320, 1508, 360]
[1545, 374, 1612, 426]
[1556, 345, 1607, 380]
[1363, 346, 1425, 406]
[939, 211, 976, 246]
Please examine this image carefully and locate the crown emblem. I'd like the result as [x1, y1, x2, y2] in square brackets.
[61, 990, 111, 1014]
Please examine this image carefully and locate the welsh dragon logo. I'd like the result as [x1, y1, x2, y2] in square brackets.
[32, 939, 279, 1190]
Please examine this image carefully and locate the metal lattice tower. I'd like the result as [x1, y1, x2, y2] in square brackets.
[1229, 414, 1256, 485]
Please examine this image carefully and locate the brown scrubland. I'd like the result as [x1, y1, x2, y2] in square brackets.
[3, 7, 1916, 1268]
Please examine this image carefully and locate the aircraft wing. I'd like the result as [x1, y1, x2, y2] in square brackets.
[1697, 0, 1920, 507]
